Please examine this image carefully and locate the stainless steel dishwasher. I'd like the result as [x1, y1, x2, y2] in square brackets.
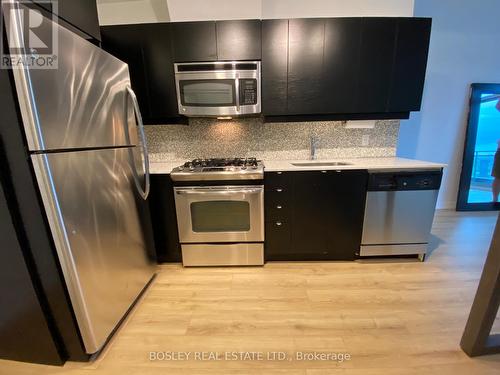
[359, 170, 443, 261]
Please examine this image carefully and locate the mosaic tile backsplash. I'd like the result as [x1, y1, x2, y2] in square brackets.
[144, 118, 400, 162]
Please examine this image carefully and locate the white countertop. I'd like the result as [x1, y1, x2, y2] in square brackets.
[149, 157, 445, 174]
[149, 160, 186, 174]
[263, 157, 446, 172]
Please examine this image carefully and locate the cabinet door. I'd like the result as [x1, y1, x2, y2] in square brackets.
[287, 19, 325, 115]
[101, 25, 151, 120]
[327, 170, 368, 260]
[149, 175, 181, 263]
[356, 18, 397, 113]
[216, 20, 261, 61]
[388, 18, 432, 112]
[0, 183, 63, 365]
[322, 18, 362, 114]
[265, 220, 292, 260]
[290, 171, 331, 259]
[32, 0, 100, 41]
[140, 23, 179, 122]
[261, 19, 288, 116]
[172, 21, 217, 62]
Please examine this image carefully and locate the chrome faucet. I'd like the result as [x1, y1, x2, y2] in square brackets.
[310, 136, 319, 160]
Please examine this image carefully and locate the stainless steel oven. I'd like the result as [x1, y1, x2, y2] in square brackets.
[174, 61, 261, 117]
[173, 185, 264, 266]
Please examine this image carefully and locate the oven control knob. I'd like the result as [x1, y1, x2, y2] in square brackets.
[241, 166, 247, 170]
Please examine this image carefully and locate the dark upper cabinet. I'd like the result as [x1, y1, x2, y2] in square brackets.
[102, 17, 431, 121]
[287, 19, 325, 115]
[140, 23, 179, 122]
[262, 17, 430, 119]
[388, 18, 432, 112]
[100, 25, 151, 120]
[216, 20, 261, 60]
[261, 19, 288, 116]
[101, 24, 185, 124]
[31, 0, 101, 41]
[264, 170, 367, 261]
[355, 18, 398, 113]
[322, 18, 362, 114]
[172, 21, 217, 62]
[172, 20, 261, 62]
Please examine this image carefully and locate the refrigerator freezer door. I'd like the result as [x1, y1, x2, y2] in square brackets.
[31, 148, 156, 354]
[6, 4, 138, 151]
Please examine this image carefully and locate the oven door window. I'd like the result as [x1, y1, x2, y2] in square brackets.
[179, 79, 236, 107]
[190, 200, 250, 232]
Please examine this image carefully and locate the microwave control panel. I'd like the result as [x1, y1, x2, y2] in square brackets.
[239, 79, 258, 105]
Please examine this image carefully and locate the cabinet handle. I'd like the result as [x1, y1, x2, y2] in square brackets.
[321, 170, 327, 173]
[276, 222, 282, 226]
[276, 205, 282, 209]
[277, 171, 282, 175]
[276, 188, 283, 192]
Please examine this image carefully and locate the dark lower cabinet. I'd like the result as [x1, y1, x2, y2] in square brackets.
[326, 170, 369, 260]
[148, 174, 181, 262]
[0, 182, 63, 365]
[265, 170, 368, 261]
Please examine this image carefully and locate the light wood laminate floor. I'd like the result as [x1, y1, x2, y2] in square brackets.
[1, 210, 500, 374]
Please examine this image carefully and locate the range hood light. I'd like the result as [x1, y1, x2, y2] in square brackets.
[217, 116, 233, 120]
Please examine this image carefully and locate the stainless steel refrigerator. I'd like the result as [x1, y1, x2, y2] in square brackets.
[5, 4, 156, 354]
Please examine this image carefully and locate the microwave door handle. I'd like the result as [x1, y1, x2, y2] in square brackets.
[235, 73, 240, 112]
[126, 86, 150, 200]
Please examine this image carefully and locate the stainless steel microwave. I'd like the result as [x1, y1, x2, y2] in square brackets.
[174, 61, 261, 117]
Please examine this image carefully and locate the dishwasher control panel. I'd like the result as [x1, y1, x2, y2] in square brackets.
[368, 171, 443, 191]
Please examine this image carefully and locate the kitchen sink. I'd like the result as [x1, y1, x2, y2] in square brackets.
[291, 161, 352, 167]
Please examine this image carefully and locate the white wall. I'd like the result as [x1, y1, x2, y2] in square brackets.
[397, 0, 500, 209]
[261, 0, 414, 18]
[97, 0, 414, 24]
[97, 0, 170, 25]
[166, 0, 261, 21]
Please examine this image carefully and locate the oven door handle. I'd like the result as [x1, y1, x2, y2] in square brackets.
[175, 187, 263, 195]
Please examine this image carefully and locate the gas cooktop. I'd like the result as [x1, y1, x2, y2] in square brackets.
[170, 158, 264, 182]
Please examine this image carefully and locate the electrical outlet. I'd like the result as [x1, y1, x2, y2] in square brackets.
[362, 134, 370, 146]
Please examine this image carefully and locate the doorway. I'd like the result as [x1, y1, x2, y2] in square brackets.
[457, 83, 500, 211]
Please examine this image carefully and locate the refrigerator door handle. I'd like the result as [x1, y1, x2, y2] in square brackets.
[126, 86, 150, 200]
